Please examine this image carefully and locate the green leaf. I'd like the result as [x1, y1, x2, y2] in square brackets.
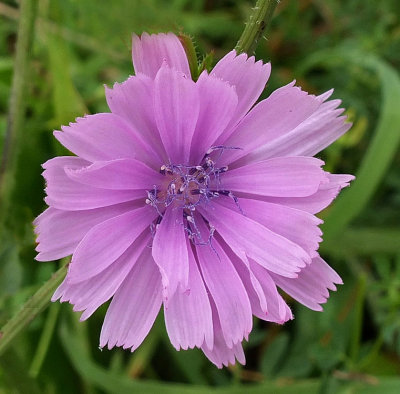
[179, 33, 200, 81]
[0, 239, 23, 297]
[46, 34, 87, 128]
[321, 53, 400, 240]
[320, 227, 400, 256]
[0, 265, 67, 356]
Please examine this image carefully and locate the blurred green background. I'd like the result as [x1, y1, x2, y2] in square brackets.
[1, 0, 400, 393]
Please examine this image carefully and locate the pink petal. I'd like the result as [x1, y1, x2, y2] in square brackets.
[312, 255, 343, 288]
[34, 201, 142, 261]
[100, 247, 162, 350]
[42, 155, 89, 170]
[271, 256, 342, 311]
[132, 32, 190, 78]
[264, 173, 355, 214]
[218, 197, 322, 258]
[219, 82, 321, 166]
[249, 260, 293, 323]
[195, 216, 252, 348]
[154, 65, 200, 164]
[65, 158, 164, 190]
[152, 206, 189, 300]
[201, 302, 245, 369]
[52, 230, 150, 320]
[236, 96, 351, 165]
[105, 74, 166, 165]
[43, 157, 143, 210]
[211, 50, 271, 138]
[218, 232, 292, 324]
[68, 206, 157, 283]
[221, 242, 267, 315]
[54, 113, 145, 163]
[189, 72, 238, 164]
[199, 201, 310, 278]
[221, 156, 328, 198]
[164, 238, 213, 350]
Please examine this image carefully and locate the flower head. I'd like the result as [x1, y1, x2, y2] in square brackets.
[35, 32, 354, 368]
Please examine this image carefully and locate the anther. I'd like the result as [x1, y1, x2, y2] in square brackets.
[216, 166, 228, 173]
[205, 157, 214, 166]
[206, 147, 214, 155]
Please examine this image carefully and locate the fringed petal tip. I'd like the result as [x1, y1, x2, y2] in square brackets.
[202, 339, 246, 369]
[230, 49, 272, 72]
[132, 32, 190, 79]
[317, 88, 334, 102]
[338, 174, 356, 187]
[272, 256, 343, 312]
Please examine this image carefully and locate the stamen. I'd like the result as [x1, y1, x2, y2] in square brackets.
[146, 145, 243, 249]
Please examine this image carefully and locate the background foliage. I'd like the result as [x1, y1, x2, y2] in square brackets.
[1, 0, 400, 393]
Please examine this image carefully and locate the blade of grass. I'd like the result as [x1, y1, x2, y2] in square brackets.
[0, 2, 125, 62]
[323, 54, 400, 240]
[320, 227, 400, 256]
[46, 33, 87, 128]
[299, 48, 400, 240]
[0, 0, 37, 230]
[29, 303, 60, 378]
[0, 264, 67, 356]
[349, 273, 367, 368]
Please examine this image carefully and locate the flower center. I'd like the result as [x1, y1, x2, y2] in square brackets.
[146, 154, 225, 209]
[145, 146, 243, 244]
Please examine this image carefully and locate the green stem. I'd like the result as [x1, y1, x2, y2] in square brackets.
[29, 303, 60, 377]
[0, 0, 37, 227]
[0, 265, 67, 356]
[235, 0, 279, 55]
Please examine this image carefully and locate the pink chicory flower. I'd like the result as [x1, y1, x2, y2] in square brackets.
[34, 32, 354, 368]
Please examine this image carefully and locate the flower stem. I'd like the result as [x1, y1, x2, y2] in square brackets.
[0, 265, 67, 356]
[235, 0, 279, 55]
[0, 0, 37, 227]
